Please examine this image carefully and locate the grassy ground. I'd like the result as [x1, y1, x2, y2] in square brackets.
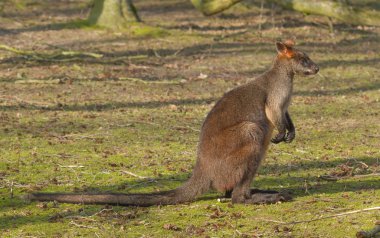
[0, 0, 379, 237]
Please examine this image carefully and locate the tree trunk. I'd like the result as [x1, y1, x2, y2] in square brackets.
[88, 0, 140, 29]
[190, 0, 242, 16]
[267, 0, 380, 27]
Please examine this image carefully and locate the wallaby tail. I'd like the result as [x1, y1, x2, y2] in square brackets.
[26, 172, 210, 206]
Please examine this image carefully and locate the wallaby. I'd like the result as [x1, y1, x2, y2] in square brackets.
[27, 40, 319, 206]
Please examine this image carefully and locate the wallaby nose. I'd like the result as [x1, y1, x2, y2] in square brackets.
[314, 65, 319, 73]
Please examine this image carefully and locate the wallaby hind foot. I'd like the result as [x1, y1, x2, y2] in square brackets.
[225, 188, 292, 204]
[249, 189, 292, 204]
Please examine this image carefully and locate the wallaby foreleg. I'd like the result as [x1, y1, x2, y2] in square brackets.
[271, 108, 287, 144]
[284, 111, 295, 143]
[271, 110, 296, 144]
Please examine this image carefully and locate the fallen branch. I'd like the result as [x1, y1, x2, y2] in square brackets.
[0, 44, 103, 62]
[257, 207, 380, 225]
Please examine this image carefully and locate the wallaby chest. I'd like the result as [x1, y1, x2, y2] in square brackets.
[263, 73, 293, 126]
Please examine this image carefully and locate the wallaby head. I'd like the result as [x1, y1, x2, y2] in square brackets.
[275, 40, 319, 76]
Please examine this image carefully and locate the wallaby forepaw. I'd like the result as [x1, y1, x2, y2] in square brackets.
[271, 132, 286, 144]
[284, 132, 295, 143]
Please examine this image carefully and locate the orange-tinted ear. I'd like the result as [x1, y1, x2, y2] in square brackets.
[284, 39, 295, 48]
[276, 40, 295, 58]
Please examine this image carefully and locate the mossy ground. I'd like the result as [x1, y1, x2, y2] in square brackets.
[0, 0, 379, 237]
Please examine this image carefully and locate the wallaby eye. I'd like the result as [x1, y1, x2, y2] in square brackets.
[301, 59, 308, 66]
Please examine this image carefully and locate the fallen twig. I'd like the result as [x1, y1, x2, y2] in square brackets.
[65, 208, 113, 221]
[172, 125, 200, 132]
[319, 173, 380, 181]
[58, 165, 85, 168]
[15, 79, 63, 84]
[10, 180, 14, 199]
[66, 216, 97, 222]
[254, 217, 286, 224]
[318, 175, 339, 181]
[121, 170, 149, 179]
[317, 72, 327, 79]
[69, 221, 96, 229]
[91, 208, 114, 217]
[213, 30, 248, 41]
[108, 121, 159, 128]
[118, 77, 186, 85]
[367, 134, 380, 138]
[124, 179, 158, 191]
[0, 180, 30, 189]
[57, 133, 110, 140]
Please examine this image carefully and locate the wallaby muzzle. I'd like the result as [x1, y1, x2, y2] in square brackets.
[304, 64, 319, 75]
[306, 64, 319, 75]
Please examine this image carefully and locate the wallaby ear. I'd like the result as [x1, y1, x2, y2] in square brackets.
[276, 41, 294, 58]
[284, 39, 295, 48]
[276, 42, 287, 54]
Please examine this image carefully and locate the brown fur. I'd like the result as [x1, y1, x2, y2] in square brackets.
[27, 40, 319, 206]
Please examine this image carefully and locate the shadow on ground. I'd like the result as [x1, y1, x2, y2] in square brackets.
[2, 156, 378, 231]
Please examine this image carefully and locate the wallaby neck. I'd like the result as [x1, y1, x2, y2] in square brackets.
[270, 57, 295, 81]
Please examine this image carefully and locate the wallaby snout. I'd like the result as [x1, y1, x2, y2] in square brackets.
[313, 65, 319, 73]
[305, 64, 319, 75]
[295, 54, 319, 76]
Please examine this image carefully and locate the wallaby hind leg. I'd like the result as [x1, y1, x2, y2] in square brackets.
[231, 157, 260, 204]
[225, 190, 232, 198]
[232, 181, 292, 204]
[230, 137, 292, 204]
[231, 179, 253, 204]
